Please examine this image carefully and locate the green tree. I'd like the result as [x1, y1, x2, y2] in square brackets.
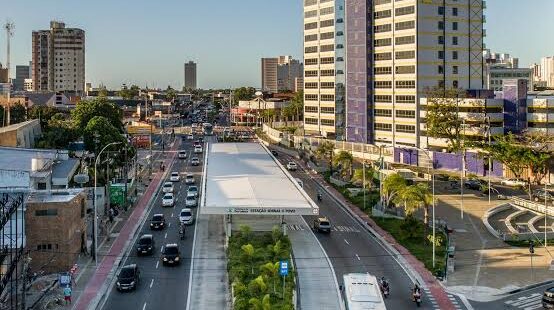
[260, 262, 279, 294]
[36, 113, 79, 149]
[425, 87, 466, 152]
[481, 133, 529, 180]
[248, 293, 271, 310]
[10, 103, 27, 124]
[247, 276, 267, 296]
[166, 86, 177, 101]
[315, 141, 335, 173]
[352, 165, 375, 189]
[395, 183, 433, 241]
[333, 150, 354, 179]
[27, 106, 60, 129]
[98, 87, 108, 98]
[234, 87, 256, 101]
[241, 244, 256, 275]
[72, 97, 124, 132]
[382, 173, 407, 208]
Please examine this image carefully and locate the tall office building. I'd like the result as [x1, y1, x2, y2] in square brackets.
[541, 56, 554, 87]
[13, 64, 31, 91]
[184, 61, 197, 90]
[32, 21, 85, 95]
[303, 0, 484, 146]
[262, 56, 304, 93]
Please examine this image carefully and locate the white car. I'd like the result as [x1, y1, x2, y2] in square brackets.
[286, 162, 298, 171]
[178, 151, 187, 159]
[501, 178, 527, 187]
[187, 186, 199, 198]
[179, 208, 194, 225]
[170, 172, 180, 182]
[191, 157, 200, 166]
[187, 134, 194, 140]
[194, 146, 203, 154]
[162, 182, 174, 193]
[185, 194, 198, 207]
[185, 174, 195, 185]
[162, 193, 174, 207]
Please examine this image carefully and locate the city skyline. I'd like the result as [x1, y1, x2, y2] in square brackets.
[0, 0, 553, 89]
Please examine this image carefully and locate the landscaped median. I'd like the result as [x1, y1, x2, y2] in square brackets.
[228, 226, 296, 310]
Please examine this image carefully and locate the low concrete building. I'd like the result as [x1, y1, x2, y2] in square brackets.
[0, 119, 42, 148]
[25, 189, 86, 273]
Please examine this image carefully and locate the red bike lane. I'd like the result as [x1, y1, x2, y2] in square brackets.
[74, 142, 178, 310]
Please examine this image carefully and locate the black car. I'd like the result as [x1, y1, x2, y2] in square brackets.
[136, 234, 155, 256]
[464, 179, 483, 190]
[533, 189, 554, 202]
[149, 214, 166, 230]
[271, 150, 278, 157]
[313, 217, 332, 233]
[543, 287, 554, 308]
[116, 264, 140, 291]
[161, 244, 181, 266]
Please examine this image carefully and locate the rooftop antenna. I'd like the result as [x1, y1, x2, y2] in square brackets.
[4, 21, 14, 126]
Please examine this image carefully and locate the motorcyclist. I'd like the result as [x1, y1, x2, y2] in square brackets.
[380, 277, 389, 290]
[317, 191, 322, 201]
[413, 284, 420, 295]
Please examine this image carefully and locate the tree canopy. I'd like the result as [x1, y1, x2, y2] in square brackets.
[425, 87, 466, 152]
[71, 97, 124, 132]
[234, 87, 257, 102]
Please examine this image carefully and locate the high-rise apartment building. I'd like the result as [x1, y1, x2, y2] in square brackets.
[303, 0, 484, 146]
[541, 56, 554, 87]
[483, 50, 532, 91]
[184, 61, 197, 90]
[32, 21, 85, 95]
[262, 56, 304, 93]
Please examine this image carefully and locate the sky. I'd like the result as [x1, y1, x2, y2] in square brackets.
[0, 0, 552, 90]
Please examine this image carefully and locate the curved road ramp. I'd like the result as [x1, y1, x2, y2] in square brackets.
[189, 142, 342, 310]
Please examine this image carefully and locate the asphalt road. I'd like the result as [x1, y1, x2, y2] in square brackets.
[470, 282, 552, 310]
[101, 135, 203, 310]
[272, 150, 467, 310]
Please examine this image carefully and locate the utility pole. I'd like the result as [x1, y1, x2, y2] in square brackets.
[4, 22, 15, 126]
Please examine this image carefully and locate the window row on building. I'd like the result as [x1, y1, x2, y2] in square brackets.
[305, 82, 336, 89]
[374, 95, 416, 104]
[305, 69, 342, 77]
[305, 94, 336, 101]
[305, 117, 335, 126]
[305, 57, 336, 65]
[374, 109, 416, 118]
[374, 123, 416, 133]
[305, 106, 335, 114]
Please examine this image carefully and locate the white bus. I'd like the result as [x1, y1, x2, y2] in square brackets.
[343, 273, 387, 310]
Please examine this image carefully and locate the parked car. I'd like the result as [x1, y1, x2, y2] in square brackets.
[185, 194, 198, 207]
[150, 214, 166, 230]
[162, 182, 174, 193]
[179, 208, 194, 225]
[162, 193, 174, 207]
[533, 189, 554, 202]
[187, 186, 199, 198]
[116, 264, 140, 291]
[287, 162, 297, 171]
[191, 157, 200, 166]
[464, 179, 483, 190]
[161, 244, 181, 266]
[543, 287, 554, 308]
[178, 151, 187, 159]
[313, 217, 332, 233]
[136, 234, 155, 256]
[170, 172, 180, 182]
[185, 174, 195, 185]
[501, 178, 527, 187]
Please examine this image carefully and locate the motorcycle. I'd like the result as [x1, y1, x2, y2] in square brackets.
[317, 192, 322, 202]
[379, 280, 390, 298]
[412, 290, 422, 307]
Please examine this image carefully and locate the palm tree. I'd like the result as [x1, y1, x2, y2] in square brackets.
[333, 150, 354, 179]
[249, 294, 271, 310]
[351, 165, 375, 189]
[260, 262, 279, 294]
[241, 244, 255, 274]
[315, 141, 335, 173]
[395, 183, 433, 241]
[382, 173, 407, 209]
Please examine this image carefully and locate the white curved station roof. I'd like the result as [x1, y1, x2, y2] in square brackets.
[200, 142, 319, 216]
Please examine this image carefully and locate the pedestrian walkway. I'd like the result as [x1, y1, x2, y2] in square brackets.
[74, 143, 178, 310]
[187, 214, 229, 310]
[285, 215, 343, 310]
[504, 292, 543, 309]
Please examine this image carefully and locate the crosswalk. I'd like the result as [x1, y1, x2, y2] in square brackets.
[504, 293, 543, 309]
[286, 224, 360, 232]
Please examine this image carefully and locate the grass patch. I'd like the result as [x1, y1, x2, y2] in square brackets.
[372, 217, 447, 276]
[228, 226, 295, 310]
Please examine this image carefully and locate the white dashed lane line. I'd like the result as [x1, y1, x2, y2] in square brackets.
[155, 261, 159, 269]
[344, 239, 350, 245]
[149, 279, 154, 288]
[355, 254, 361, 261]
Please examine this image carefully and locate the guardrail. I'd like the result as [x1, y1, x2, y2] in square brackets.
[511, 196, 554, 217]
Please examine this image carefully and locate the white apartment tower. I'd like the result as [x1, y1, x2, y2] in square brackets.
[32, 21, 85, 95]
[303, 0, 484, 146]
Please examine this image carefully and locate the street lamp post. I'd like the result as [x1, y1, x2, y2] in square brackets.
[93, 141, 122, 264]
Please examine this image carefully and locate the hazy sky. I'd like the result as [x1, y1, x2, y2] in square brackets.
[0, 0, 552, 89]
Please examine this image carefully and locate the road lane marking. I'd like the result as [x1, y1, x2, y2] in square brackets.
[171, 213, 174, 217]
[142, 302, 147, 310]
[164, 232, 168, 239]
[149, 279, 154, 288]
[156, 261, 159, 269]
[355, 254, 361, 261]
[161, 246, 164, 253]
[344, 239, 350, 245]
[168, 223, 171, 228]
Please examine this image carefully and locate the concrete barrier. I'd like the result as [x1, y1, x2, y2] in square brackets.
[482, 204, 512, 239]
[504, 209, 527, 234]
[529, 215, 544, 234]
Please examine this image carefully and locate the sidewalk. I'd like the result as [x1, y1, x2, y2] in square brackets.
[73, 142, 178, 310]
[271, 143, 456, 309]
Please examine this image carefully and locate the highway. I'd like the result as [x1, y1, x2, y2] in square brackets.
[101, 135, 203, 310]
[271, 149, 467, 310]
